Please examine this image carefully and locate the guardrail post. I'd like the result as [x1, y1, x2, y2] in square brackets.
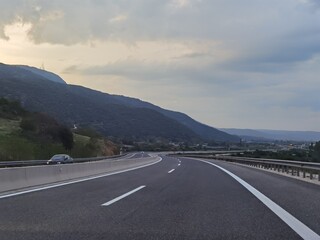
[310, 172, 313, 180]
[303, 170, 306, 178]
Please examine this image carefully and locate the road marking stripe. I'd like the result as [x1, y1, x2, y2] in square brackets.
[102, 185, 146, 206]
[168, 169, 175, 174]
[197, 159, 320, 240]
[0, 157, 162, 200]
[178, 164, 181, 166]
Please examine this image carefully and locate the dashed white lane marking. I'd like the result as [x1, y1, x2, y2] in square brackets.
[197, 159, 320, 240]
[168, 169, 175, 174]
[178, 164, 181, 166]
[102, 185, 146, 207]
[0, 157, 162, 200]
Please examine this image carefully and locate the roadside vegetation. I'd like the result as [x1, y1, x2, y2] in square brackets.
[236, 144, 320, 163]
[0, 98, 119, 161]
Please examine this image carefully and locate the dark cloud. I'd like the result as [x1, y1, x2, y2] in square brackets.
[1, 0, 319, 81]
[1, 0, 320, 67]
[308, 0, 320, 8]
[220, 27, 320, 73]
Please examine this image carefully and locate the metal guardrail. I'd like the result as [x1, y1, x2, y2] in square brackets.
[178, 154, 320, 181]
[0, 153, 130, 168]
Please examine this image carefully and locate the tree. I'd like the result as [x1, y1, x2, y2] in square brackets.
[309, 142, 320, 162]
[314, 142, 320, 153]
[20, 118, 36, 131]
[59, 127, 74, 150]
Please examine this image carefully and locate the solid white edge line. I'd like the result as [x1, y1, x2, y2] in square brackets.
[195, 158, 320, 240]
[168, 169, 175, 174]
[0, 157, 162, 200]
[101, 185, 146, 206]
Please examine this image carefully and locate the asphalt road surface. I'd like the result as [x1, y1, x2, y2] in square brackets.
[128, 152, 150, 159]
[1, 155, 319, 240]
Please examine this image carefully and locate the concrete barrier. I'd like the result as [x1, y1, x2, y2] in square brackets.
[0, 156, 160, 193]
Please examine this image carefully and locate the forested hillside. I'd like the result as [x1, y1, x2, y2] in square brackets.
[0, 98, 119, 161]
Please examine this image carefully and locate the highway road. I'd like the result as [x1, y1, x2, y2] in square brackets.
[128, 152, 151, 159]
[0, 154, 320, 239]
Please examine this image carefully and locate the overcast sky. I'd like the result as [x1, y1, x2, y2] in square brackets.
[1, 0, 320, 131]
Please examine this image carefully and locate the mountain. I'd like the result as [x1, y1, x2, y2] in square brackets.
[258, 129, 320, 142]
[0, 63, 238, 142]
[221, 128, 320, 142]
[18, 65, 66, 84]
[112, 96, 238, 142]
[220, 128, 274, 141]
[0, 63, 66, 84]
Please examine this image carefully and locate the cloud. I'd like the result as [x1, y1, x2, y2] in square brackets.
[1, 0, 320, 67]
[306, 0, 320, 9]
[225, 28, 320, 72]
[109, 14, 128, 23]
[76, 59, 187, 81]
[62, 65, 79, 74]
[173, 51, 212, 59]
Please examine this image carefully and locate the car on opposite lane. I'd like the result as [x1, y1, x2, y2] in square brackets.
[47, 154, 74, 165]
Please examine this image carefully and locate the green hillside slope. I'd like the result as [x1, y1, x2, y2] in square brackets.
[0, 98, 119, 161]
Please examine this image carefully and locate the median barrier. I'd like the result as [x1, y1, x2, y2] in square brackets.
[0, 156, 159, 193]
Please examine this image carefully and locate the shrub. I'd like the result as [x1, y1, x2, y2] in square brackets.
[20, 118, 36, 131]
[59, 126, 74, 150]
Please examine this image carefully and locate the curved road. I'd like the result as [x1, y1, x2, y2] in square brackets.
[0, 155, 319, 239]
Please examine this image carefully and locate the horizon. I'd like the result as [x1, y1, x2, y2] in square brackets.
[1, 1, 320, 131]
